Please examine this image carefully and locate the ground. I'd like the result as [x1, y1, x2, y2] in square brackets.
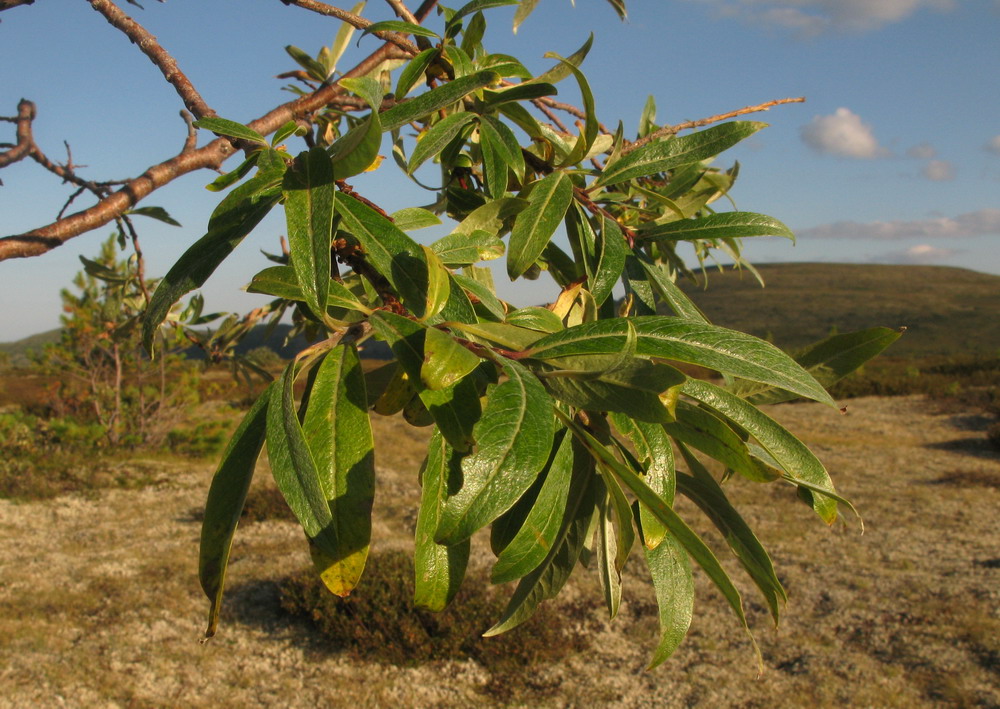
[1, 396, 998, 708]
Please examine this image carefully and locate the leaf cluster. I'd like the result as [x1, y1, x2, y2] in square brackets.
[141, 3, 898, 668]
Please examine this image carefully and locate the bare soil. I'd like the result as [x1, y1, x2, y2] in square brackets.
[1, 396, 998, 708]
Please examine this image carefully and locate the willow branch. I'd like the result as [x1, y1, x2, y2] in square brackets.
[88, 0, 216, 119]
[281, 0, 419, 54]
[0, 0, 35, 11]
[0, 41, 408, 261]
[384, 0, 417, 23]
[621, 97, 806, 156]
[0, 99, 34, 168]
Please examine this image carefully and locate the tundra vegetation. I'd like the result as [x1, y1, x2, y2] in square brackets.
[0, 0, 903, 669]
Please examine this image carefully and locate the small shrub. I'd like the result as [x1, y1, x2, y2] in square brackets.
[166, 419, 232, 458]
[279, 550, 592, 699]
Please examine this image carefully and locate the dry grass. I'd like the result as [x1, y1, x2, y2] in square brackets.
[1, 396, 999, 707]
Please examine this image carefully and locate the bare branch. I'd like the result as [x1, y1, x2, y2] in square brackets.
[0, 99, 34, 168]
[87, 0, 216, 119]
[621, 97, 806, 156]
[0, 0, 35, 11]
[384, 0, 418, 24]
[281, 0, 419, 54]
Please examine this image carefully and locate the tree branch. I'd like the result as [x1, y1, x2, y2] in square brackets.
[621, 97, 806, 156]
[281, 0, 419, 54]
[88, 0, 216, 120]
[0, 0, 35, 11]
[384, 0, 417, 24]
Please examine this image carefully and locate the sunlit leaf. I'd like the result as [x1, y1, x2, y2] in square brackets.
[284, 147, 335, 318]
[507, 172, 574, 279]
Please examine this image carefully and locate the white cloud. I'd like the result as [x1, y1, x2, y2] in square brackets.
[872, 244, 960, 264]
[985, 135, 1000, 155]
[922, 159, 956, 181]
[681, 0, 954, 35]
[906, 142, 937, 159]
[799, 208, 1000, 240]
[800, 108, 887, 159]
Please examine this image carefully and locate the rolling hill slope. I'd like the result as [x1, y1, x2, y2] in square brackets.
[677, 263, 1000, 357]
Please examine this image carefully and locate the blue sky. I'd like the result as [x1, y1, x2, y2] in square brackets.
[1, 0, 998, 341]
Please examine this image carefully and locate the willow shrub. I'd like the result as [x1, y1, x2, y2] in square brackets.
[143, 1, 899, 668]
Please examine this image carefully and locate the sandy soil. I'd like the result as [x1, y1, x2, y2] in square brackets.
[1, 396, 998, 708]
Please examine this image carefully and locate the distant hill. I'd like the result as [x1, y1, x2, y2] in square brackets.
[3, 263, 998, 364]
[677, 263, 1000, 357]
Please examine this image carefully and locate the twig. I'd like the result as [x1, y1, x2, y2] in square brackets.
[0, 0, 35, 11]
[384, 0, 417, 24]
[88, 0, 216, 119]
[179, 110, 198, 153]
[621, 97, 806, 156]
[282, 0, 419, 54]
[531, 98, 570, 134]
[0, 99, 35, 168]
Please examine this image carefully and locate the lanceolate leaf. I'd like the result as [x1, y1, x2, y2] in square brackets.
[143, 165, 284, 351]
[595, 122, 765, 188]
[421, 327, 482, 390]
[301, 345, 375, 596]
[682, 378, 840, 523]
[193, 117, 267, 145]
[664, 401, 775, 483]
[507, 172, 574, 279]
[284, 147, 335, 319]
[637, 211, 794, 243]
[199, 383, 273, 637]
[396, 48, 437, 99]
[414, 431, 471, 611]
[609, 413, 675, 549]
[336, 194, 437, 318]
[676, 445, 786, 624]
[266, 363, 338, 555]
[563, 413, 760, 666]
[247, 265, 369, 312]
[380, 71, 501, 132]
[484, 438, 599, 636]
[491, 429, 575, 583]
[408, 112, 477, 174]
[635, 251, 708, 322]
[589, 216, 628, 306]
[739, 327, 903, 405]
[644, 534, 694, 669]
[436, 358, 555, 544]
[431, 230, 504, 267]
[527, 316, 835, 405]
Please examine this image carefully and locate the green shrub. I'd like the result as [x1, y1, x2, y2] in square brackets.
[278, 550, 592, 699]
[166, 419, 232, 458]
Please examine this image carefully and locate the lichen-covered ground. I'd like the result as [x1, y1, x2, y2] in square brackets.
[1, 396, 998, 708]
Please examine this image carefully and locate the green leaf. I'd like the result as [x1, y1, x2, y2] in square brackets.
[266, 363, 337, 553]
[380, 71, 501, 132]
[643, 533, 693, 669]
[675, 444, 786, 624]
[408, 111, 477, 174]
[335, 194, 436, 319]
[283, 147, 335, 319]
[436, 358, 555, 544]
[505, 305, 563, 333]
[512, 0, 540, 32]
[537, 358, 684, 423]
[199, 383, 272, 637]
[594, 465, 636, 619]
[609, 413, 674, 549]
[491, 429, 574, 583]
[638, 211, 794, 243]
[414, 431, 471, 611]
[595, 122, 765, 187]
[302, 344, 375, 596]
[507, 172, 574, 279]
[418, 245, 451, 322]
[543, 52, 598, 167]
[682, 378, 840, 523]
[395, 47, 437, 100]
[481, 82, 557, 107]
[446, 320, 546, 351]
[143, 165, 284, 351]
[588, 215, 627, 307]
[421, 327, 482, 390]
[481, 115, 525, 182]
[285, 44, 329, 81]
[454, 272, 506, 321]
[370, 311, 482, 451]
[390, 207, 441, 232]
[125, 206, 181, 227]
[360, 20, 440, 40]
[526, 316, 835, 406]
[246, 265, 368, 312]
[562, 413, 760, 667]
[739, 327, 903, 405]
[531, 34, 593, 86]
[193, 117, 267, 145]
[431, 229, 504, 267]
[484, 437, 599, 635]
[452, 196, 528, 236]
[271, 120, 301, 147]
[664, 401, 774, 482]
[450, 0, 518, 24]
[635, 251, 708, 322]
[328, 103, 383, 179]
